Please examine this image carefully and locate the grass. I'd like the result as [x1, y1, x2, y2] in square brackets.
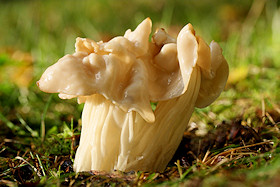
[1, 0, 280, 186]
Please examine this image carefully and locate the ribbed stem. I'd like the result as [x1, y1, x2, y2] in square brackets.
[74, 67, 201, 172]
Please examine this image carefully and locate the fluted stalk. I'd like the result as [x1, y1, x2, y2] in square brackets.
[74, 67, 201, 172]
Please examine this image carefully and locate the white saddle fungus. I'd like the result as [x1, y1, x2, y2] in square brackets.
[37, 18, 229, 172]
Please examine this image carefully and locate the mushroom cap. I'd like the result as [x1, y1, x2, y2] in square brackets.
[176, 24, 229, 108]
[195, 41, 229, 108]
[37, 18, 228, 123]
[38, 18, 155, 123]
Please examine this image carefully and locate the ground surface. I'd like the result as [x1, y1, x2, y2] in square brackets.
[1, 0, 280, 186]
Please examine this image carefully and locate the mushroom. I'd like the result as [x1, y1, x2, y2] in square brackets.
[37, 18, 228, 172]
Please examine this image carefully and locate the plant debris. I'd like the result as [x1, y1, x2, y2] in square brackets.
[0, 111, 279, 186]
[171, 118, 275, 168]
[1, 0, 280, 186]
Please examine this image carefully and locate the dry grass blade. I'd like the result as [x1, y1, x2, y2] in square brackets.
[0, 180, 16, 187]
[208, 158, 230, 173]
[4, 139, 29, 145]
[204, 141, 273, 165]
[266, 112, 276, 125]
[202, 150, 211, 163]
[15, 156, 41, 177]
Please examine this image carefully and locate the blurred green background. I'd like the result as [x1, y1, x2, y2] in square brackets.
[0, 0, 279, 141]
[1, 0, 280, 186]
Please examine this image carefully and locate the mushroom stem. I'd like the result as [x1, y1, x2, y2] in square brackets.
[74, 67, 201, 172]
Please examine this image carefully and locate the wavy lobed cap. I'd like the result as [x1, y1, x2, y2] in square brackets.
[37, 18, 228, 123]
